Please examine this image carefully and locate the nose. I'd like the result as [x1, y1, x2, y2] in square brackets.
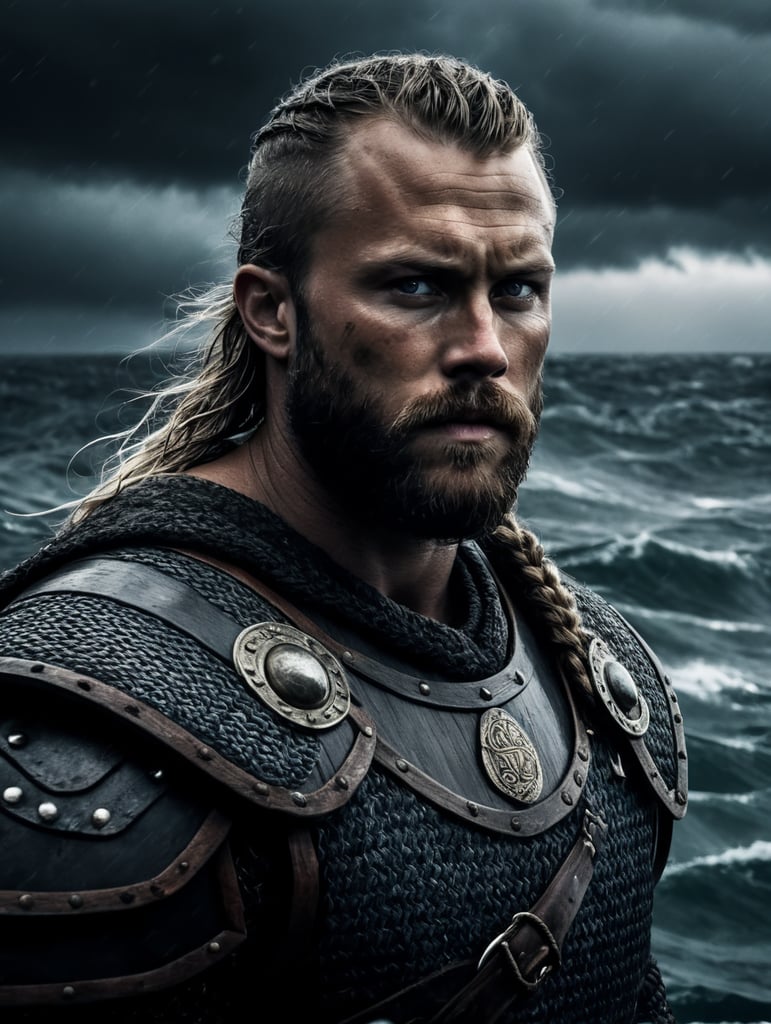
[441, 298, 509, 381]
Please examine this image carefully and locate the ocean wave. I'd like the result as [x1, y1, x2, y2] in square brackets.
[686, 789, 759, 804]
[663, 840, 771, 878]
[669, 659, 763, 699]
[617, 604, 770, 636]
[575, 530, 757, 572]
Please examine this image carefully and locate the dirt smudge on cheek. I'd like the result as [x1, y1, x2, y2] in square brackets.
[351, 343, 379, 370]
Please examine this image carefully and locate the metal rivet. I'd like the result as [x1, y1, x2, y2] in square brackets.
[62, 986, 76, 998]
[68, 894, 83, 909]
[336, 776, 349, 790]
[676, 790, 687, 805]
[342, 651, 354, 663]
[418, 682, 431, 696]
[396, 759, 409, 773]
[674, 714, 683, 724]
[514, 670, 525, 686]
[8, 733, 27, 748]
[466, 801, 479, 817]
[38, 801, 59, 822]
[479, 687, 492, 701]
[252, 781, 269, 796]
[363, 726, 373, 738]
[3, 786, 23, 804]
[678, 750, 687, 760]
[152, 769, 164, 781]
[30, 663, 45, 673]
[91, 808, 111, 829]
[207, 941, 222, 955]
[578, 748, 589, 762]
[510, 818, 522, 832]
[561, 791, 574, 806]
[120, 891, 135, 904]
[291, 791, 307, 807]
[197, 747, 212, 761]
[18, 894, 34, 909]
[178, 861, 190, 873]
[574, 771, 584, 786]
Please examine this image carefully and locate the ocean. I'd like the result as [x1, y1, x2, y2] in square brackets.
[1, 350, 769, 1022]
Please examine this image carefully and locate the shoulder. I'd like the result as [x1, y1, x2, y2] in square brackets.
[0, 654, 244, 1006]
[561, 572, 688, 820]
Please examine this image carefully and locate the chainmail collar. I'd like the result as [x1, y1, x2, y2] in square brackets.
[0, 474, 509, 680]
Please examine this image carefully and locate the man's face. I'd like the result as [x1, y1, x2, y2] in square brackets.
[285, 119, 555, 542]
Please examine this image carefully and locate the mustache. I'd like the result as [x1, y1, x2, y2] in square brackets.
[389, 381, 539, 437]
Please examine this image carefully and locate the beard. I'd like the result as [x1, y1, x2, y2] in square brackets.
[285, 318, 542, 542]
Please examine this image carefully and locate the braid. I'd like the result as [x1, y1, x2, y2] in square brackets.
[485, 513, 594, 699]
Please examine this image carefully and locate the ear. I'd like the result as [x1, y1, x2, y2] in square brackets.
[233, 265, 296, 360]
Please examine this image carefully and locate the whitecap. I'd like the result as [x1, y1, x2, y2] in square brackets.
[615, 604, 769, 635]
[669, 660, 762, 699]
[686, 790, 757, 805]
[663, 839, 771, 878]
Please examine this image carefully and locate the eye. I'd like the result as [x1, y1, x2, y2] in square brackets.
[496, 279, 536, 300]
[394, 277, 438, 296]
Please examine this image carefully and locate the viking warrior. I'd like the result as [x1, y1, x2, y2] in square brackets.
[0, 52, 686, 1023]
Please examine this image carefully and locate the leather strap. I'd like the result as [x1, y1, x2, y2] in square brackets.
[430, 808, 607, 1023]
[339, 809, 607, 1024]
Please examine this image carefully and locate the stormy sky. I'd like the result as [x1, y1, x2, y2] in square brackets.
[2, 0, 769, 354]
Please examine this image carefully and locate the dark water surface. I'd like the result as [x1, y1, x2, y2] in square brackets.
[1, 351, 769, 1023]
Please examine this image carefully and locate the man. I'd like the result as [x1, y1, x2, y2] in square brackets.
[0, 53, 686, 1022]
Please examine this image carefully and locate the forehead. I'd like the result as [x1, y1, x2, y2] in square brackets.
[314, 117, 555, 261]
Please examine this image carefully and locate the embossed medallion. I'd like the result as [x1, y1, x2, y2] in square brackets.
[587, 636, 650, 737]
[479, 708, 543, 803]
[233, 621, 350, 729]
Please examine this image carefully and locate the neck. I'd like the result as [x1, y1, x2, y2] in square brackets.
[185, 429, 461, 623]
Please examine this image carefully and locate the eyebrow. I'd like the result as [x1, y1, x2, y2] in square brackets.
[358, 246, 556, 276]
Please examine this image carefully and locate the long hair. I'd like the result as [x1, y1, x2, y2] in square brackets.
[71, 51, 549, 522]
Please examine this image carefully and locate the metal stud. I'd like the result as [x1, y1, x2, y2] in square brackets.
[18, 894, 34, 909]
[603, 660, 640, 714]
[8, 733, 27, 748]
[418, 682, 431, 696]
[479, 686, 493, 701]
[38, 801, 59, 822]
[3, 786, 23, 804]
[264, 643, 331, 709]
[91, 808, 111, 829]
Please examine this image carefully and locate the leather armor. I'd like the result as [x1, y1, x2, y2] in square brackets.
[0, 475, 687, 1022]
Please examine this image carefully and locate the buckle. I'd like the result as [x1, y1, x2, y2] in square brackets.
[476, 911, 561, 990]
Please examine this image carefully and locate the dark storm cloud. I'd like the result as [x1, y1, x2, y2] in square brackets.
[1, 0, 768, 349]
[5, 0, 768, 208]
[593, 0, 771, 35]
[0, 165, 238, 308]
